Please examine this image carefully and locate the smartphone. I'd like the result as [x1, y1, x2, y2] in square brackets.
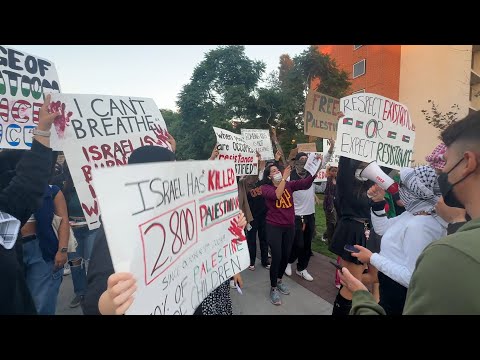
[329, 260, 343, 271]
[344, 244, 360, 253]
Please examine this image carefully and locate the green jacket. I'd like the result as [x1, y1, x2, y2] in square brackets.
[351, 217, 480, 315]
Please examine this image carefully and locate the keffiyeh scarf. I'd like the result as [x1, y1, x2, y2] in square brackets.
[399, 166, 440, 213]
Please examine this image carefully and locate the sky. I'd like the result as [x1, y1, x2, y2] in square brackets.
[6, 45, 308, 111]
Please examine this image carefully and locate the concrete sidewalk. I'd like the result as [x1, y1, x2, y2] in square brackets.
[56, 257, 333, 315]
[231, 264, 332, 315]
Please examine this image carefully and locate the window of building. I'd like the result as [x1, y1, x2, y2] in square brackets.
[353, 89, 365, 94]
[354, 45, 362, 50]
[353, 59, 366, 78]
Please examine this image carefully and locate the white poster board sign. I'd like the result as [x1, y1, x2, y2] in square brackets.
[213, 127, 258, 176]
[241, 128, 274, 160]
[93, 160, 250, 315]
[51, 93, 171, 229]
[314, 139, 341, 182]
[0, 45, 61, 149]
[337, 93, 415, 170]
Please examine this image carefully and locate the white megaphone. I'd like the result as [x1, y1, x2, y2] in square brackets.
[359, 161, 399, 194]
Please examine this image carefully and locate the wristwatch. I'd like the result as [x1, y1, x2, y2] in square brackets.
[59, 247, 68, 253]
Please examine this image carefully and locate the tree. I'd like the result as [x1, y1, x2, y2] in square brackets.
[254, 46, 350, 158]
[176, 45, 265, 160]
[421, 100, 460, 131]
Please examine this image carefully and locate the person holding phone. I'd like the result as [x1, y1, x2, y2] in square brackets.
[350, 165, 448, 314]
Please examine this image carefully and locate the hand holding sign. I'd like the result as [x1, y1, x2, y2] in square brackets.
[304, 153, 323, 176]
[99, 272, 137, 315]
[38, 94, 60, 131]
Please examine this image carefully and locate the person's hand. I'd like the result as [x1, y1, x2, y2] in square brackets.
[54, 251, 68, 269]
[315, 153, 323, 161]
[339, 267, 368, 293]
[167, 133, 176, 153]
[435, 197, 467, 224]
[274, 150, 282, 162]
[105, 272, 137, 315]
[351, 245, 373, 264]
[367, 184, 386, 202]
[328, 138, 335, 152]
[38, 94, 60, 131]
[282, 165, 291, 179]
[237, 211, 247, 230]
[314, 195, 321, 206]
[210, 144, 219, 160]
[233, 273, 243, 288]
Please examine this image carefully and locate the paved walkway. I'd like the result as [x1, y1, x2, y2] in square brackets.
[56, 249, 336, 315]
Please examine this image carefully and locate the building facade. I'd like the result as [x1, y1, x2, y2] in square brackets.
[317, 45, 479, 163]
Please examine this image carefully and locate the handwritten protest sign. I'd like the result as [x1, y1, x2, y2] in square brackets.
[0, 45, 61, 149]
[93, 160, 249, 315]
[304, 90, 340, 139]
[51, 94, 171, 229]
[241, 128, 274, 160]
[337, 93, 415, 170]
[213, 127, 258, 176]
[314, 139, 340, 182]
[304, 153, 321, 176]
[297, 142, 317, 153]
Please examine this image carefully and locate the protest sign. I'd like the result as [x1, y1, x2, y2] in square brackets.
[304, 90, 340, 139]
[0, 45, 61, 149]
[241, 128, 274, 160]
[337, 93, 415, 170]
[213, 127, 258, 176]
[51, 93, 171, 229]
[297, 142, 317, 153]
[93, 160, 249, 315]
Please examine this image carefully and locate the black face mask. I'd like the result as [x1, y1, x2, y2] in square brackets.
[437, 157, 469, 209]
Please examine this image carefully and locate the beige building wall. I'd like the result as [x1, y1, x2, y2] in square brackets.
[399, 45, 472, 164]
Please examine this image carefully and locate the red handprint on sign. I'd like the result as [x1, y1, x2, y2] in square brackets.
[49, 101, 73, 138]
[152, 123, 170, 148]
[228, 216, 246, 245]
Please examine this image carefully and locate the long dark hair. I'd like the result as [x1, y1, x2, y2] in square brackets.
[261, 164, 276, 186]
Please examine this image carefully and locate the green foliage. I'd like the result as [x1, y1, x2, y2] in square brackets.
[169, 45, 350, 160]
[421, 100, 460, 131]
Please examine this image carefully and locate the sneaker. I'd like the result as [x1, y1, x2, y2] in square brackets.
[63, 263, 71, 276]
[264, 263, 271, 270]
[270, 288, 281, 305]
[285, 263, 292, 276]
[277, 281, 290, 295]
[296, 269, 314, 281]
[69, 295, 84, 308]
[248, 265, 255, 271]
[230, 280, 236, 289]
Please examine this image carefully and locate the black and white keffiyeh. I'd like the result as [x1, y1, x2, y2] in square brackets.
[399, 165, 440, 213]
[0, 211, 20, 249]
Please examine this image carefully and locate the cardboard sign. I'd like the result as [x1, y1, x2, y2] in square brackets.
[51, 93, 171, 229]
[93, 160, 249, 315]
[304, 90, 340, 139]
[213, 127, 258, 176]
[0, 45, 61, 149]
[241, 128, 274, 160]
[336, 93, 415, 170]
[297, 142, 317, 153]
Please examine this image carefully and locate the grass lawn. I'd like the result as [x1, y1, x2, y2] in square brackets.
[313, 195, 337, 260]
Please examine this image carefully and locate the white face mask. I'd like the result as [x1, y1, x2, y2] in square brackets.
[355, 169, 368, 182]
[272, 173, 283, 182]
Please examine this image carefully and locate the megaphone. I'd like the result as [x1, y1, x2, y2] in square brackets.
[360, 161, 399, 194]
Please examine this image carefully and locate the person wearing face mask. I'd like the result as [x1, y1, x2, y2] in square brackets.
[339, 110, 480, 315]
[349, 165, 448, 315]
[284, 139, 334, 281]
[261, 157, 323, 306]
